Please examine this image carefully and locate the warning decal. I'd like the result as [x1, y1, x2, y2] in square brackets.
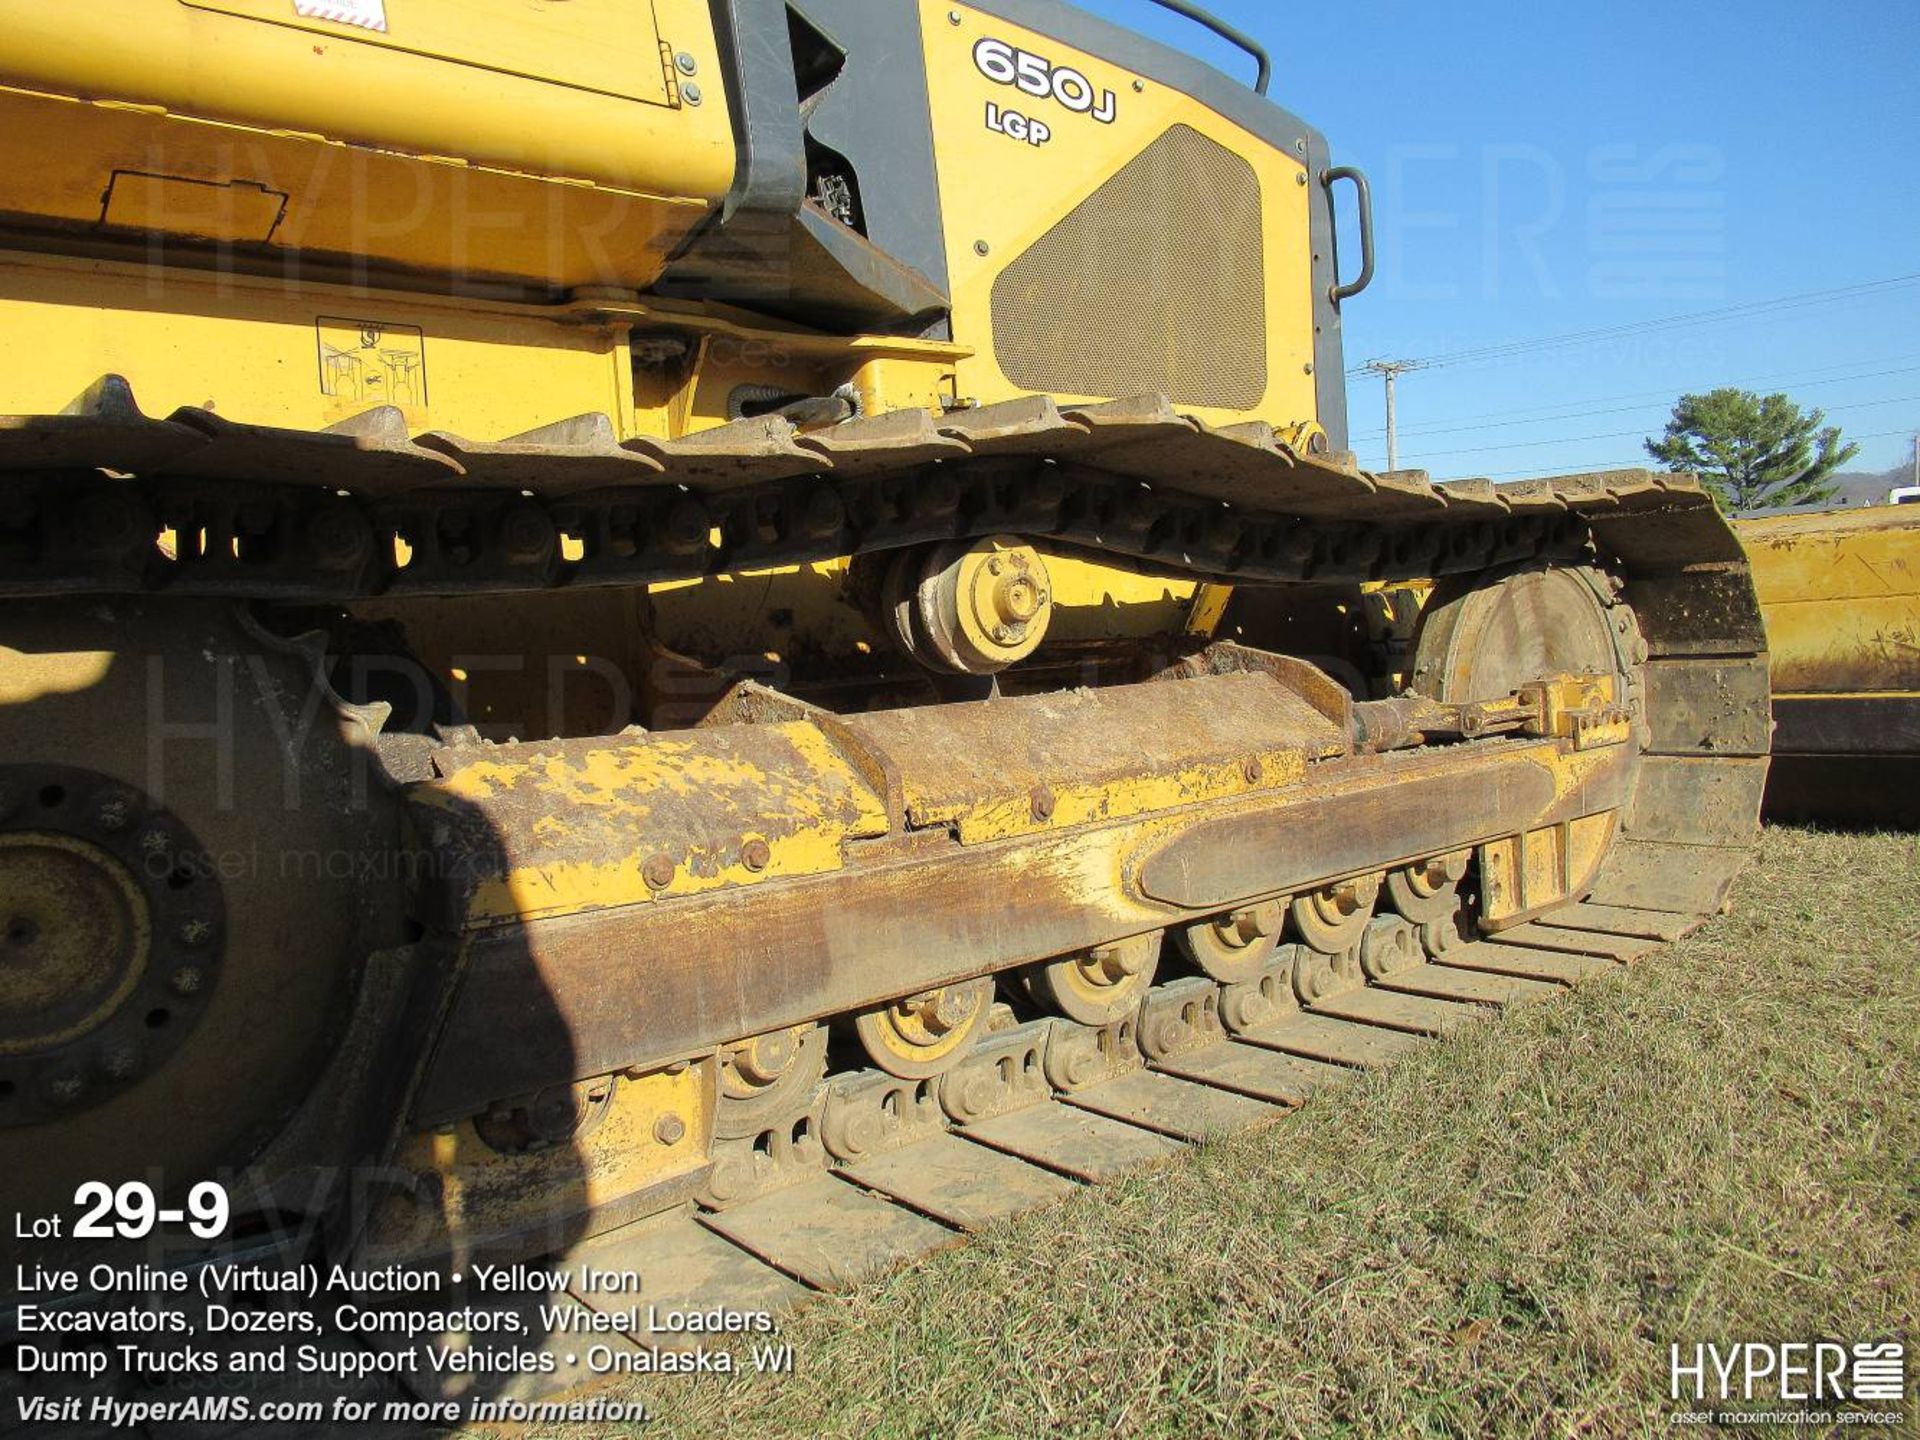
[317, 317, 427, 413]
[294, 0, 387, 32]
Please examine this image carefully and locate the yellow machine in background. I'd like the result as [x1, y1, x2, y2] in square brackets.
[1736, 504, 1920, 826]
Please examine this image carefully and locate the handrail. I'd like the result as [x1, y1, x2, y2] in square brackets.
[1143, 0, 1272, 95]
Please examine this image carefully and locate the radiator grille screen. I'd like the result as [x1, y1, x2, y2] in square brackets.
[990, 125, 1267, 411]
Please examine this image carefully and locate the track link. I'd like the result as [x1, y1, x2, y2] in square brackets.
[2, 383, 1709, 601]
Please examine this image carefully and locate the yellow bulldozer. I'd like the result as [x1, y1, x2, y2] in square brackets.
[0, 0, 1770, 1372]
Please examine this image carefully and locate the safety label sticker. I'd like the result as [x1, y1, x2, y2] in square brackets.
[294, 0, 387, 32]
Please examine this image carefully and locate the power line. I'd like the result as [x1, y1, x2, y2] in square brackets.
[1344, 272, 1920, 378]
[1460, 425, 1919, 481]
[1404, 395, 1920, 462]
[1352, 357, 1920, 442]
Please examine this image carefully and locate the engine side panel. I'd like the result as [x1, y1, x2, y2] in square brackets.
[921, 0, 1328, 436]
[0, 0, 734, 289]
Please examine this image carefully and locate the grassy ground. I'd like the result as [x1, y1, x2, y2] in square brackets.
[599, 827, 1920, 1438]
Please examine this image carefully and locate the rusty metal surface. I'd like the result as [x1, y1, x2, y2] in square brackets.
[842, 670, 1345, 843]
[1150, 1041, 1347, 1105]
[161, 404, 465, 489]
[935, 1016, 1054, 1125]
[1137, 975, 1230, 1061]
[1545, 902, 1700, 943]
[567, 1209, 812, 1346]
[1043, 1012, 1145, 1093]
[1305, 987, 1481, 1037]
[0, 374, 205, 473]
[417, 722, 889, 927]
[1626, 756, 1769, 846]
[697, 1176, 960, 1292]
[5, 372, 1776, 1319]
[1372, 963, 1562, 1009]
[1624, 565, 1768, 657]
[0, 381, 1723, 604]
[1490, 923, 1659, 964]
[1641, 657, 1773, 756]
[820, 1066, 947, 1162]
[1132, 743, 1615, 913]
[961, 1101, 1183, 1183]
[839, 1131, 1076, 1231]
[1236, 1013, 1428, 1069]
[1431, 941, 1613, 986]
[1587, 839, 1750, 917]
[798, 409, 972, 475]
[1060, 1068, 1280, 1142]
[1153, 642, 1356, 735]
[418, 413, 665, 492]
[415, 730, 1632, 1120]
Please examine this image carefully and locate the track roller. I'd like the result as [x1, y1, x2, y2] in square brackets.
[1290, 873, 1382, 954]
[880, 535, 1054, 675]
[853, 979, 995, 1080]
[1384, 852, 1470, 923]
[1172, 898, 1287, 983]
[1019, 933, 1160, 1025]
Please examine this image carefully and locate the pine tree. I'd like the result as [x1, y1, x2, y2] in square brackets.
[1644, 389, 1856, 511]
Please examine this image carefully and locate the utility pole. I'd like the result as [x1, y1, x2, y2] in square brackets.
[1364, 360, 1423, 471]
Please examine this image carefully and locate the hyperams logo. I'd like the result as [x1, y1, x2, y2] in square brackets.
[1668, 1341, 1907, 1427]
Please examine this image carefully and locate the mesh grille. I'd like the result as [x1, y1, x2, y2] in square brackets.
[990, 125, 1267, 411]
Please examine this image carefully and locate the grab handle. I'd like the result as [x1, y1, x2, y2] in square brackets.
[1323, 165, 1375, 305]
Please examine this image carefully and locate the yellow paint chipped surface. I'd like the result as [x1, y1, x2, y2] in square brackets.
[417, 722, 887, 923]
[934, 749, 1312, 845]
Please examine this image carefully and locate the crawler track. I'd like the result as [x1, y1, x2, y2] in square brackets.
[578, 890, 1713, 1337]
[99, 886, 1735, 1429]
[0, 389, 1770, 1424]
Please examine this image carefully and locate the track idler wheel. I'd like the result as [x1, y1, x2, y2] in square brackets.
[1290, 874, 1381, 954]
[1019, 932, 1160, 1025]
[1385, 851, 1470, 923]
[715, 1023, 828, 1140]
[1173, 899, 1286, 983]
[853, 979, 994, 1080]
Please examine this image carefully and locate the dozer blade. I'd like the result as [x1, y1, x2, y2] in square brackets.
[1735, 502, 1920, 825]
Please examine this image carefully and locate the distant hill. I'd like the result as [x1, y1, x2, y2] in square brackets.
[1731, 464, 1912, 518]
[1824, 466, 1911, 506]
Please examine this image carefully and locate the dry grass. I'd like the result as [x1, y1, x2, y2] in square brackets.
[562, 828, 1920, 1438]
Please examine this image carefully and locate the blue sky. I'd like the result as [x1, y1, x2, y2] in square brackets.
[1081, 0, 1920, 479]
